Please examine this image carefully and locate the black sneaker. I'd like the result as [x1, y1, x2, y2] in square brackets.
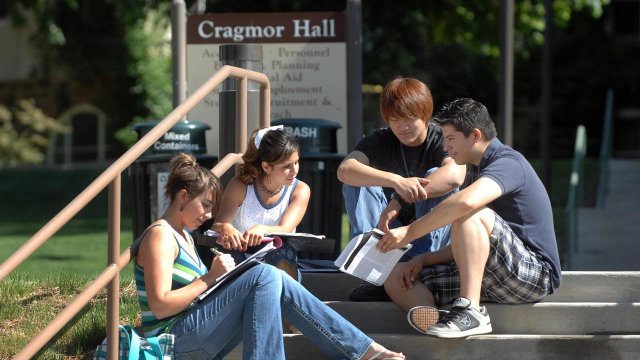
[347, 281, 390, 301]
[426, 297, 492, 338]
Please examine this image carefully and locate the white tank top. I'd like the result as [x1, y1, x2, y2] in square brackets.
[231, 179, 299, 232]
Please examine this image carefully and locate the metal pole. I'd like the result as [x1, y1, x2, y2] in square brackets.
[237, 76, 248, 154]
[346, 0, 363, 150]
[218, 44, 263, 184]
[106, 175, 121, 360]
[541, 0, 554, 190]
[499, 0, 514, 146]
[172, 0, 187, 111]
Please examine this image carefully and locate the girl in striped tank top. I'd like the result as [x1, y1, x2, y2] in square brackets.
[134, 152, 405, 360]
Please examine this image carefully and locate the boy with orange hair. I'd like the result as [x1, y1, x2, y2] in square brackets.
[337, 77, 466, 301]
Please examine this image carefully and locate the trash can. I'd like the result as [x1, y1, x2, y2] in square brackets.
[129, 120, 217, 239]
[272, 118, 345, 259]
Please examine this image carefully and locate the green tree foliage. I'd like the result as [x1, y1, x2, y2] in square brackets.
[361, 0, 609, 82]
[0, 100, 69, 167]
[3, 0, 612, 152]
[4, 0, 173, 149]
[114, 1, 174, 147]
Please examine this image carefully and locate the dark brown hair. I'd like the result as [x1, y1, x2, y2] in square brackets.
[165, 153, 223, 215]
[433, 98, 497, 140]
[238, 128, 299, 185]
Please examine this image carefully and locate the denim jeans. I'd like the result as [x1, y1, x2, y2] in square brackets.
[343, 167, 455, 259]
[227, 242, 302, 281]
[170, 264, 372, 360]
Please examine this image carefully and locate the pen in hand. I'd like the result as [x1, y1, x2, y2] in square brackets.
[210, 248, 224, 256]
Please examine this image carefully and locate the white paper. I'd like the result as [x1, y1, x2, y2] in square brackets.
[334, 229, 411, 286]
[266, 232, 325, 240]
[196, 242, 275, 301]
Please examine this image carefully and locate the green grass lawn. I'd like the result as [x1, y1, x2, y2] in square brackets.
[0, 166, 139, 359]
[0, 167, 135, 278]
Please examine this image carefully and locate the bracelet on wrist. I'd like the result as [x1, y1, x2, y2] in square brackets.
[390, 192, 409, 208]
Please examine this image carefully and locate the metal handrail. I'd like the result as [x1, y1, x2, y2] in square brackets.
[596, 89, 614, 208]
[564, 125, 587, 270]
[1, 65, 270, 359]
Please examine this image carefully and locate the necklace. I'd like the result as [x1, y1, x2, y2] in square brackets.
[259, 182, 284, 196]
[399, 143, 410, 177]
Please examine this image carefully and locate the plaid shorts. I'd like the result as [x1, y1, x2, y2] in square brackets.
[418, 212, 551, 306]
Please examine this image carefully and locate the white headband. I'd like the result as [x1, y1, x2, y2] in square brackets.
[254, 125, 284, 149]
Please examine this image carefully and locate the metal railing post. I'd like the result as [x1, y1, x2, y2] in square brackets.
[597, 89, 614, 209]
[106, 175, 122, 360]
[564, 125, 586, 269]
[260, 82, 270, 129]
[237, 76, 248, 154]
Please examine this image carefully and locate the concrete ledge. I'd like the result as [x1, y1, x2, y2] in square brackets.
[324, 301, 640, 335]
[226, 334, 640, 360]
[301, 271, 640, 303]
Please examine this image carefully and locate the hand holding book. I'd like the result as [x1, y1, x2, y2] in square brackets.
[196, 241, 277, 302]
[334, 229, 412, 286]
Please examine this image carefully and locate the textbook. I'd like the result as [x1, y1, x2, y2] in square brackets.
[266, 232, 334, 253]
[266, 232, 325, 240]
[201, 230, 282, 250]
[334, 229, 412, 286]
[198, 230, 331, 254]
[195, 242, 276, 302]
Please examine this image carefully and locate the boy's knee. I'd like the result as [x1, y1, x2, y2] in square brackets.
[383, 265, 404, 293]
[423, 167, 438, 177]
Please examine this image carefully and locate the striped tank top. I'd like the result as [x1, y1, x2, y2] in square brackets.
[134, 222, 207, 336]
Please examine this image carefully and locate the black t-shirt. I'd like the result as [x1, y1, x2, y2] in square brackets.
[354, 123, 449, 224]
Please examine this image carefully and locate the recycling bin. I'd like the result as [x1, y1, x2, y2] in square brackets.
[129, 120, 216, 239]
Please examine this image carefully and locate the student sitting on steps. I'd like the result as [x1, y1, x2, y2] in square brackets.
[337, 76, 466, 302]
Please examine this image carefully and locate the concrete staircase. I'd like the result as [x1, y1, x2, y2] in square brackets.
[572, 159, 640, 271]
[224, 159, 640, 359]
[227, 271, 640, 359]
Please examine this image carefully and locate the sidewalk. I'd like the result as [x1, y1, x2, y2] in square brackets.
[572, 158, 640, 270]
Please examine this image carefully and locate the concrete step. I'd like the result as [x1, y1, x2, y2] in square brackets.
[300, 271, 640, 303]
[323, 301, 640, 335]
[226, 334, 640, 360]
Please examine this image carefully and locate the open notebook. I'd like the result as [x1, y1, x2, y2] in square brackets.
[334, 229, 412, 286]
[195, 241, 276, 302]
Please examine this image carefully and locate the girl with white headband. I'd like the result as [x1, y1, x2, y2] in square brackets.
[211, 125, 309, 284]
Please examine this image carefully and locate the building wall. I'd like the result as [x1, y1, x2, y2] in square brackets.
[0, 13, 39, 82]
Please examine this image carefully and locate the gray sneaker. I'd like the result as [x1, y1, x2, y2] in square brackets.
[426, 297, 492, 338]
[407, 305, 445, 334]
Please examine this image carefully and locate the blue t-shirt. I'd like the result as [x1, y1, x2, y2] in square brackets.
[470, 139, 562, 292]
